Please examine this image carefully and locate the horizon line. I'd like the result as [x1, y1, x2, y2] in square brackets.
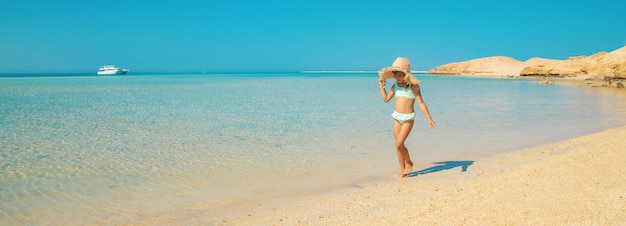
[0, 70, 433, 75]
[301, 70, 431, 74]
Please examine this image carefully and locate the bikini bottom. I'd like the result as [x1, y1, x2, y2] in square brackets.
[391, 111, 416, 124]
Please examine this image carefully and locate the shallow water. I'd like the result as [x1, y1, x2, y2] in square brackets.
[1, 73, 626, 224]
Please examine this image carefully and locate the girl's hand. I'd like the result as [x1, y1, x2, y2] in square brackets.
[379, 79, 386, 86]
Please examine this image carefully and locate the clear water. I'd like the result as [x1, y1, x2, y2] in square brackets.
[2, 73, 626, 224]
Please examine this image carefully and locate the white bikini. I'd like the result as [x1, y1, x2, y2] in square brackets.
[392, 83, 416, 124]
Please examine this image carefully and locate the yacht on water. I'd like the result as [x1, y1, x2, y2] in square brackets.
[97, 65, 129, 75]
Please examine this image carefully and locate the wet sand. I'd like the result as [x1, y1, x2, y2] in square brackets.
[218, 125, 626, 225]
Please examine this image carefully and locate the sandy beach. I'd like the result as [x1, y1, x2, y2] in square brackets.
[217, 125, 626, 225]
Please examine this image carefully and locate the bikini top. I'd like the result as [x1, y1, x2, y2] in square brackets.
[394, 83, 416, 99]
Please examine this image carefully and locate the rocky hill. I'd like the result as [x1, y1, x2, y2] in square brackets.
[430, 46, 626, 79]
[429, 56, 524, 76]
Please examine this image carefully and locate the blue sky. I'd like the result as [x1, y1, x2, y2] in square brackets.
[1, 0, 625, 73]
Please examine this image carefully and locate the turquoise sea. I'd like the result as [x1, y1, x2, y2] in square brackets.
[2, 73, 626, 224]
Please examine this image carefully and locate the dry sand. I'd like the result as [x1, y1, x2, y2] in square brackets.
[218, 125, 626, 225]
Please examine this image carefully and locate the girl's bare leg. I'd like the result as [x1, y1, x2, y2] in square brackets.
[393, 120, 414, 177]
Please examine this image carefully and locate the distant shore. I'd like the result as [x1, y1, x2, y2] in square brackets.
[429, 45, 626, 88]
[216, 124, 626, 225]
[430, 72, 626, 88]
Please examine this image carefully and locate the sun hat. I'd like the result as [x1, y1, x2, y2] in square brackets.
[378, 57, 420, 85]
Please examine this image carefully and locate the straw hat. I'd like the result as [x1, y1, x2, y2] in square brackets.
[378, 57, 420, 85]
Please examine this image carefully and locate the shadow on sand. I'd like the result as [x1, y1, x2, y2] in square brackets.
[406, 160, 474, 177]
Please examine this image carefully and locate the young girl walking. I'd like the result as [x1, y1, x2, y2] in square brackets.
[379, 57, 435, 178]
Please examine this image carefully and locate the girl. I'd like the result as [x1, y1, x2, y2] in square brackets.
[379, 57, 435, 178]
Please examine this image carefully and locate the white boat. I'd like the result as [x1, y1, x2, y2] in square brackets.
[97, 65, 129, 75]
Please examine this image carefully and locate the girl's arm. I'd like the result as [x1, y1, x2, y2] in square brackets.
[379, 79, 395, 103]
[413, 84, 435, 128]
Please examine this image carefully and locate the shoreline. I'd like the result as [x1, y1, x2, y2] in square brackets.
[429, 73, 626, 89]
[4, 74, 625, 225]
[215, 124, 626, 225]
